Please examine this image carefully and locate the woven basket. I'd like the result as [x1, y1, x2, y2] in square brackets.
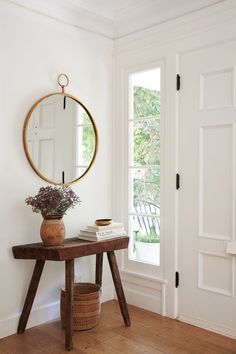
[60, 282, 101, 331]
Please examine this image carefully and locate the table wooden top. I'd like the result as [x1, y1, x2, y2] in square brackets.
[12, 236, 129, 261]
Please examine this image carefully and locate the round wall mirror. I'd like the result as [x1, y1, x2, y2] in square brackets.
[23, 75, 98, 185]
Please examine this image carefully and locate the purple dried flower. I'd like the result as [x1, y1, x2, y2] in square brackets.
[25, 186, 81, 218]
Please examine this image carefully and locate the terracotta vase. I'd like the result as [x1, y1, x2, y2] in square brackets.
[40, 216, 65, 246]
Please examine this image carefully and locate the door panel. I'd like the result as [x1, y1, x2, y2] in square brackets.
[200, 124, 233, 239]
[28, 100, 56, 179]
[179, 42, 236, 337]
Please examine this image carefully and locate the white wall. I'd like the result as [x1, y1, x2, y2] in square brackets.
[0, 1, 113, 338]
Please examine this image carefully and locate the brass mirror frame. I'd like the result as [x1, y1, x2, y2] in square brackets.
[23, 92, 98, 185]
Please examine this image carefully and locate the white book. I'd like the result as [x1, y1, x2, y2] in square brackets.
[78, 233, 126, 242]
[79, 227, 125, 237]
[87, 222, 123, 232]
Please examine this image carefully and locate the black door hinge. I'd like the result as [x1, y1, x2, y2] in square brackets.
[176, 74, 180, 91]
[176, 173, 180, 190]
[175, 271, 179, 288]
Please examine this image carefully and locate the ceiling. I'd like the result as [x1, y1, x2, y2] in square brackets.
[8, 0, 226, 39]
[66, 0, 143, 19]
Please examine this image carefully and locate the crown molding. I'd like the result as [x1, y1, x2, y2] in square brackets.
[113, 0, 225, 39]
[5, 0, 228, 41]
[6, 0, 114, 39]
[114, 0, 236, 53]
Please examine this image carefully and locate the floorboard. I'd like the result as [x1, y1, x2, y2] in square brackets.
[0, 300, 236, 354]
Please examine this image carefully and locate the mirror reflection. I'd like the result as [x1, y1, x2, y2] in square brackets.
[25, 94, 97, 185]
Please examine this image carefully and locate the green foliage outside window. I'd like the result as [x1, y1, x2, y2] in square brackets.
[132, 86, 160, 243]
[81, 112, 95, 165]
[133, 86, 160, 210]
[135, 233, 160, 243]
[134, 86, 160, 118]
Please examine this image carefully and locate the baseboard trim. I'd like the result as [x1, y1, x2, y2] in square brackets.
[101, 284, 115, 303]
[0, 284, 114, 339]
[120, 270, 166, 315]
[0, 300, 60, 339]
[178, 313, 236, 339]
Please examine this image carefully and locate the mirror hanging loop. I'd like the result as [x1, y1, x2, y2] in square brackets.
[57, 73, 69, 93]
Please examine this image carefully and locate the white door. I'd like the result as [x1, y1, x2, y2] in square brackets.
[28, 96, 76, 183]
[28, 99, 56, 180]
[178, 42, 236, 338]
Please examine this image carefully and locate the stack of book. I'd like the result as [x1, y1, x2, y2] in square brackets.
[78, 222, 126, 241]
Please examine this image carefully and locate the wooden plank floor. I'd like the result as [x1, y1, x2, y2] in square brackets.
[1, 300, 236, 353]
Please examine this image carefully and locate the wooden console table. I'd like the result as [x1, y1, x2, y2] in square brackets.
[12, 236, 130, 351]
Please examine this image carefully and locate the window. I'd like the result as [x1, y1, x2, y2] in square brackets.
[75, 106, 95, 177]
[128, 68, 161, 266]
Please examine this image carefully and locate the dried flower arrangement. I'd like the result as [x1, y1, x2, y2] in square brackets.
[25, 185, 80, 219]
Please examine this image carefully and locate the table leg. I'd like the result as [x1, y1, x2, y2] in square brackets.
[17, 260, 45, 334]
[107, 251, 131, 326]
[95, 253, 103, 286]
[65, 259, 74, 351]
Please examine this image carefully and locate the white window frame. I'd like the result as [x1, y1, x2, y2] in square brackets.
[121, 60, 165, 279]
